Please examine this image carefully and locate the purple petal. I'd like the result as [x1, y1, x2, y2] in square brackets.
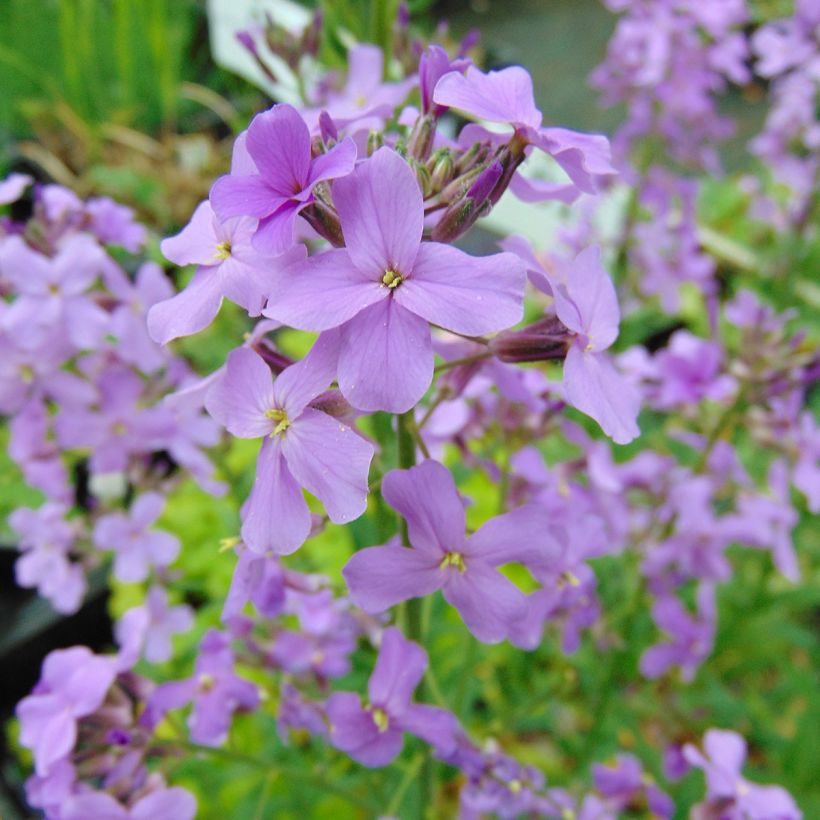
[337, 299, 433, 413]
[553, 246, 619, 351]
[536, 128, 616, 194]
[433, 66, 542, 129]
[398, 243, 525, 335]
[400, 703, 459, 756]
[703, 729, 747, 790]
[368, 627, 427, 711]
[333, 147, 423, 275]
[252, 200, 302, 255]
[265, 249, 383, 331]
[160, 201, 219, 266]
[272, 330, 340, 416]
[147, 268, 225, 344]
[442, 564, 527, 643]
[205, 347, 276, 438]
[327, 692, 404, 767]
[246, 104, 311, 193]
[307, 137, 358, 187]
[282, 408, 373, 524]
[382, 460, 465, 555]
[241, 438, 310, 555]
[130, 492, 164, 529]
[132, 788, 197, 820]
[62, 792, 128, 820]
[344, 544, 442, 612]
[563, 347, 640, 445]
[210, 174, 283, 221]
[465, 504, 552, 567]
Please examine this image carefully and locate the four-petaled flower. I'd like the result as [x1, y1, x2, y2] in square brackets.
[265, 147, 525, 413]
[326, 627, 459, 766]
[343, 460, 548, 643]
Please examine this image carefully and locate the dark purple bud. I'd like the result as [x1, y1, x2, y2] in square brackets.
[250, 341, 295, 375]
[299, 200, 345, 247]
[467, 160, 503, 204]
[489, 317, 571, 363]
[300, 11, 323, 57]
[397, 2, 410, 28]
[319, 110, 338, 144]
[458, 28, 481, 57]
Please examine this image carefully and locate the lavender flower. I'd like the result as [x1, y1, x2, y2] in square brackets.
[326, 627, 458, 766]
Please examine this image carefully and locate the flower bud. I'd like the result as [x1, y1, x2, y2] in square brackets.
[319, 110, 338, 145]
[367, 130, 384, 157]
[429, 150, 455, 190]
[431, 162, 502, 243]
[413, 161, 433, 198]
[489, 317, 571, 363]
[407, 114, 436, 161]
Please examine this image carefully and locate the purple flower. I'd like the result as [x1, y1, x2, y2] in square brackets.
[265, 147, 525, 412]
[552, 247, 640, 444]
[640, 584, 716, 681]
[210, 104, 357, 254]
[326, 627, 458, 766]
[684, 729, 802, 820]
[116, 586, 194, 665]
[205, 340, 374, 554]
[148, 200, 303, 344]
[93, 493, 180, 583]
[16, 647, 116, 776]
[434, 65, 615, 195]
[343, 460, 547, 642]
[593, 754, 674, 818]
[222, 545, 286, 620]
[0, 234, 109, 350]
[61, 787, 196, 820]
[142, 630, 259, 746]
[11, 503, 86, 614]
[84, 196, 146, 251]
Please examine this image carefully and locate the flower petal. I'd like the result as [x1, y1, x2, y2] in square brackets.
[368, 627, 427, 714]
[210, 174, 281, 221]
[343, 544, 442, 612]
[398, 243, 525, 335]
[282, 408, 373, 524]
[246, 104, 311, 193]
[333, 147, 423, 275]
[563, 347, 640, 445]
[382, 460, 466, 555]
[205, 347, 275, 438]
[337, 299, 433, 413]
[241, 438, 310, 555]
[265, 249, 383, 331]
[307, 136, 358, 186]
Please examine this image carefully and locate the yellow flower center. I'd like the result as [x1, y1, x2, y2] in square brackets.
[264, 407, 290, 436]
[197, 673, 216, 692]
[439, 552, 466, 572]
[381, 269, 403, 289]
[371, 707, 390, 733]
[214, 241, 232, 260]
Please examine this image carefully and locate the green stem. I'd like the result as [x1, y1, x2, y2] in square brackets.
[395, 410, 433, 816]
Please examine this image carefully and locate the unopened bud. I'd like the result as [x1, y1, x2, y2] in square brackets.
[429, 150, 455, 190]
[455, 142, 489, 174]
[251, 340, 295, 374]
[367, 131, 384, 156]
[488, 317, 571, 363]
[431, 161, 502, 242]
[319, 110, 338, 145]
[300, 11, 322, 57]
[407, 114, 436, 161]
[414, 162, 433, 198]
[299, 201, 345, 247]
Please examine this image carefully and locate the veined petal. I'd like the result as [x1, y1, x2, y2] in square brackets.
[368, 627, 427, 714]
[400, 704, 459, 757]
[343, 544, 443, 612]
[282, 408, 373, 524]
[465, 504, 553, 567]
[307, 137, 358, 187]
[252, 200, 302, 255]
[554, 246, 619, 351]
[246, 104, 311, 193]
[332, 147, 423, 276]
[382, 460, 465, 555]
[265, 249, 383, 331]
[147, 269, 224, 344]
[160, 201, 219, 267]
[337, 299, 433, 413]
[433, 65, 542, 129]
[205, 348, 275, 438]
[241, 438, 311, 555]
[398, 243, 525, 335]
[442, 563, 527, 643]
[210, 175, 282, 221]
[563, 347, 640, 445]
